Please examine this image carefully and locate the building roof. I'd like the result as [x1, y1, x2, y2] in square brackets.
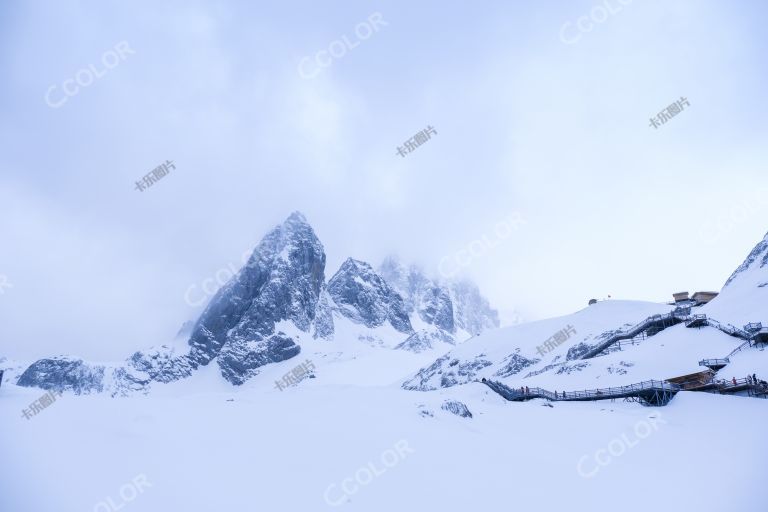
[691, 291, 719, 302]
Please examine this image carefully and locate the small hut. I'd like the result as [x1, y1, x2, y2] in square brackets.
[691, 291, 718, 305]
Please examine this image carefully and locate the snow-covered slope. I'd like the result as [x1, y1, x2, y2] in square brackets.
[403, 300, 675, 390]
[702, 230, 768, 327]
[2, 367, 766, 512]
[403, 230, 768, 396]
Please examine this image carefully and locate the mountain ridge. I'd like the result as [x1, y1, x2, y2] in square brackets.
[14, 212, 500, 394]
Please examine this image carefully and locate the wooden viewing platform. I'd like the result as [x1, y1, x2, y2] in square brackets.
[698, 358, 730, 371]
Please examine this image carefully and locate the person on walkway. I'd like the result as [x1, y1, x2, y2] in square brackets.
[525, 386, 529, 395]
[562, 391, 566, 399]
[520, 386, 524, 394]
[748, 375, 753, 385]
[732, 377, 737, 386]
[0, 369, 4, 388]
[753, 373, 758, 384]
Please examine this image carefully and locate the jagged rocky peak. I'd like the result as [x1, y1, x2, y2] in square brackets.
[378, 255, 499, 337]
[186, 211, 325, 383]
[449, 279, 500, 335]
[327, 258, 413, 334]
[379, 256, 430, 313]
[418, 285, 455, 333]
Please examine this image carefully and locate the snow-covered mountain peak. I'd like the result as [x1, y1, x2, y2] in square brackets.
[327, 258, 413, 334]
[377, 256, 499, 346]
[703, 230, 768, 327]
[13, 212, 503, 394]
[723, 230, 768, 288]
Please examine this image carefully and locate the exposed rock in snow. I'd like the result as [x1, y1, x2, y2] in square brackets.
[493, 352, 539, 378]
[567, 342, 595, 360]
[416, 404, 434, 418]
[418, 284, 455, 333]
[125, 345, 195, 384]
[441, 399, 473, 418]
[395, 328, 456, 353]
[312, 287, 335, 340]
[17, 357, 106, 395]
[556, 361, 591, 375]
[218, 331, 301, 385]
[724, 230, 768, 287]
[402, 353, 493, 391]
[606, 361, 634, 375]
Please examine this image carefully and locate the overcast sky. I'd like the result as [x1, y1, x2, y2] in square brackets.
[1, 0, 767, 362]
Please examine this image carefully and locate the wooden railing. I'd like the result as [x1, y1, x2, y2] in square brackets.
[485, 379, 679, 402]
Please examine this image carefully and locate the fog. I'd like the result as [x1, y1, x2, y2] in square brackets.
[1, 0, 766, 360]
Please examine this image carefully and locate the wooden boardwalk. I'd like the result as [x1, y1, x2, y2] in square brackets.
[683, 377, 768, 398]
[580, 310, 760, 360]
[482, 379, 680, 406]
[580, 309, 690, 359]
[485, 314, 767, 407]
